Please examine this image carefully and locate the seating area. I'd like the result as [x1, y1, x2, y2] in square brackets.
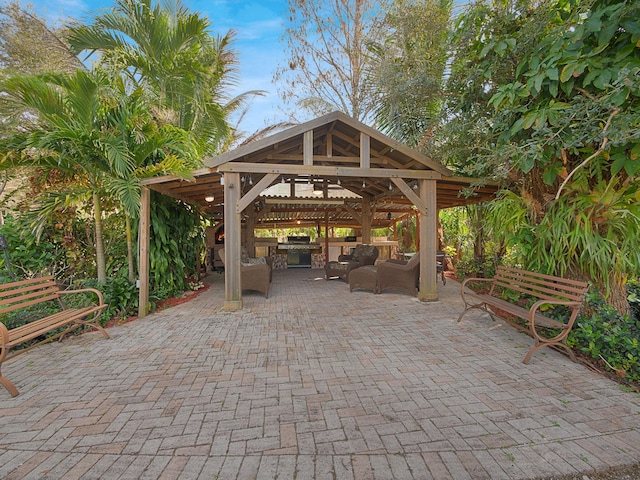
[218, 247, 272, 297]
[347, 251, 450, 296]
[349, 253, 421, 296]
[0, 276, 109, 397]
[324, 244, 379, 281]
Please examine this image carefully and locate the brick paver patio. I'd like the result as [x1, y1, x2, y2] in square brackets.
[1, 268, 639, 479]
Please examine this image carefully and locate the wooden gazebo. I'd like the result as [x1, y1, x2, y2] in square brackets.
[139, 112, 497, 314]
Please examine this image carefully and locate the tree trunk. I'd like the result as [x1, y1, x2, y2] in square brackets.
[126, 214, 135, 283]
[607, 274, 630, 317]
[93, 192, 107, 284]
[467, 205, 485, 261]
[436, 212, 454, 271]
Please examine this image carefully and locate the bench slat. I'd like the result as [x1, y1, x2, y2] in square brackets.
[0, 276, 61, 314]
[495, 273, 586, 296]
[6, 307, 99, 345]
[0, 291, 61, 313]
[494, 269, 587, 301]
[0, 276, 57, 297]
[493, 278, 584, 303]
[465, 292, 566, 329]
[0, 276, 56, 292]
[497, 266, 588, 288]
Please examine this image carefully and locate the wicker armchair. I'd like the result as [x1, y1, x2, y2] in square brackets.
[325, 244, 379, 281]
[377, 253, 421, 296]
[338, 244, 379, 265]
[241, 246, 273, 282]
[218, 247, 271, 298]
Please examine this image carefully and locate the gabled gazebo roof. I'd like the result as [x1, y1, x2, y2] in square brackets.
[142, 111, 497, 228]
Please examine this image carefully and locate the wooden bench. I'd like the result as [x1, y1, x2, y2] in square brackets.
[457, 266, 589, 364]
[0, 276, 109, 396]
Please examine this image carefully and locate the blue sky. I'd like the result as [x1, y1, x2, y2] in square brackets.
[28, 0, 290, 135]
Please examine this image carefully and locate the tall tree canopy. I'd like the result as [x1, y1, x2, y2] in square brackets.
[62, 0, 256, 287]
[0, 0, 231, 288]
[275, 0, 391, 123]
[0, 2, 81, 75]
[440, 0, 639, 312]
[488, 0, 640, 310]
[67, 0, 246, 156]
[0, 69, 197, 283]
[439, 0, 561, 174]
[368, 0, 452, 147]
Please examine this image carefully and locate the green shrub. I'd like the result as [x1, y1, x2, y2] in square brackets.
[568, 290, 640, 384]
[0, 215, 65, 279]
[77, 276, 140, 324]
[454, 255, 499, 280]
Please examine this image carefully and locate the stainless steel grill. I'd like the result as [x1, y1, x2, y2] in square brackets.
[277, 237, 321, 268]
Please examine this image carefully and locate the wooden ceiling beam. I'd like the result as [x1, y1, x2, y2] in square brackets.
[218, 163, 442, 180]
[269, 154, 361, 163]
[171, 183, 219, 195]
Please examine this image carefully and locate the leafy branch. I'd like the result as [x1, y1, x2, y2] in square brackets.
[554, 107, 620, 200]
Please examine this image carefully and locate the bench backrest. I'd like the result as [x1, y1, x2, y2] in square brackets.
[492, 266, 588, 302]
[0, 276, 61, 314]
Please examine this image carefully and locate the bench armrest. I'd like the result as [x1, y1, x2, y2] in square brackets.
[385, 259, 407, 265]
[460, 277, 494, 290]
[0, 322, 9, 354]
[460, 277, 495, 302]
[59, 287, 106, 307]
[528, 299, 583, 325]
[241, 263, 271, 274]
[377, 261, 411, 273]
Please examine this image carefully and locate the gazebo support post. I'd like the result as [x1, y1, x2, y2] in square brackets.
[223, 172, 243, 310]
[418, 179, 438, 301]
[138, 186, 151, 317]
[245, 210, 256, 257]
[361, 198, 372, 244]
[324, 213, 329, 265]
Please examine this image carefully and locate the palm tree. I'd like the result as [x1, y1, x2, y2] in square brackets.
[67, 0, 256, 157]
[66, 0, 262, 289]
[102, 80, 200, 281]
[0, 69, 197, 283]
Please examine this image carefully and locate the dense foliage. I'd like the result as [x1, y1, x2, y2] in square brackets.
[569, 286, 640, 384]
[0, 0, 243, 323]
[485, 0, 640, 311]
[0, 215, 66, 282]
[148, 193, 205, 298]
[369, 0, 452, 147]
